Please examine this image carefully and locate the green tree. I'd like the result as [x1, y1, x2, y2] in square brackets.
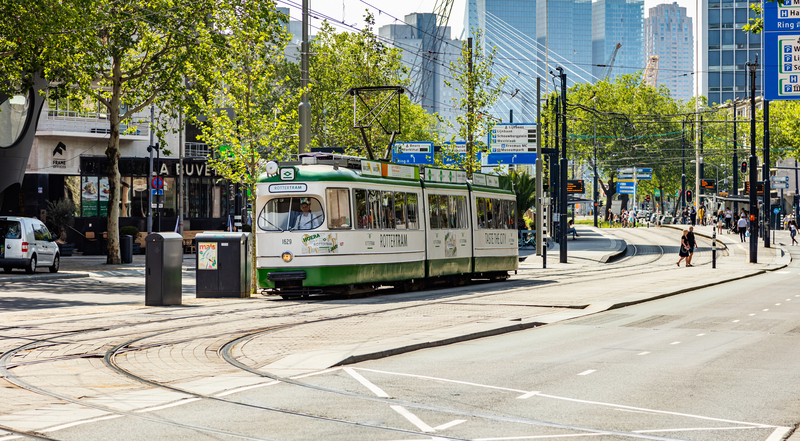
[445, 29, 507, 175]
[188, 2, 298, 293]
[510, 170, 536, 228]
[306, 15, 440, 158]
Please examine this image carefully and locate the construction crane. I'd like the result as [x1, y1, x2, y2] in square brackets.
[643, 55, 660, 88]
[408, 0, 455, 110]
[599, 42, 622, 80]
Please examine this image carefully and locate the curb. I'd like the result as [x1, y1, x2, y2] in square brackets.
[661, 224, 729, 251]
[0, 273, 90, 283]
[600, 239, 628, 263]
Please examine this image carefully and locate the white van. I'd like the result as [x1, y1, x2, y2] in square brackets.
[0, 217, 60, 273]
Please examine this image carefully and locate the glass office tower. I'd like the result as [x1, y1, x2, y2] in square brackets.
[699, 0, 762, 105]
[644, 3, 694, 101]
[537, 0, 593, 85]
[593, 0, 645, 81]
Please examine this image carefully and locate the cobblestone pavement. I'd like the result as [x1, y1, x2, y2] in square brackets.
[0, 226, 791, 436]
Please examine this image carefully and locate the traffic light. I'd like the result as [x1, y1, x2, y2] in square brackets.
[645, 195, 651, 202]
[741, 161, 747, 173]
[686, 190, 693, 203]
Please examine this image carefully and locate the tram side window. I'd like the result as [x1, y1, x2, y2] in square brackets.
[406, 193, 419, 229]
[428, 194, 440, 229]
[497, 200, 507, 229]
[438, 195, 449, 229]
[368, 190, 382, 229]
[381, 191, 395, 229]
[508, 200, 516, 229]
[477, 197, 486, 229]
[394, 192, 407, 229]
[326, 189, 352, 230]
[485, 198, 496, 229]
[457, 196, 468, 229]
[447, 196, 459, 229]
[355, 189, 369, 229]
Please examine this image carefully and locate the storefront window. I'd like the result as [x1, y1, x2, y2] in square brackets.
[81, 177, 99, 216]
[162, 177, 177, 217]
[120, 177, 132, 217]
[131, 177, 148, 217]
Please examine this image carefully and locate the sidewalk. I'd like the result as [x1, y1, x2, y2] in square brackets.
[519, 226, 627, 269]
[0, 255, 198, 283]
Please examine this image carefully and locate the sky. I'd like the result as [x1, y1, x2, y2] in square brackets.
[278, 0, 699, 40]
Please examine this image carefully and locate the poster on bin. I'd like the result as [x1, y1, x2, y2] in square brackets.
[198, 242, 218, 270]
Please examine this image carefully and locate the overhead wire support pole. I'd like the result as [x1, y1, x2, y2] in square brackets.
[748, 58, 758, 263]
[147, 105, 154, 235]
[467, 37, 474, 177]
[681, 120, 686, 210]
[558, 67, 567, 264]
[535, 77, 543, 257]
[733, 101, 738, 214]
[298, 0, 310, 155]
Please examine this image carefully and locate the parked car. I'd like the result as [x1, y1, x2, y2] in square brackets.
[0, 217, 60, 273]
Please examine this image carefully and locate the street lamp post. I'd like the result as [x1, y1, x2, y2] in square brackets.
[747, 58, 758, 263]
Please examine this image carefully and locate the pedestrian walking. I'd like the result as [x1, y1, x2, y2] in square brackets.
[716, 213, 724, 236]
[791, 220, 798, 246]
[689, 206, 697, 226]
[685, 226, 696, 267]
[737, 216, 748, 242]
[725, 208, 732, 229]
[677, 230, 690, 267]
[698, 205, 705, 226]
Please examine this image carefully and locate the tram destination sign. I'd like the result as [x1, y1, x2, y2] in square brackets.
[473, 172, 500, 188]
[764, 0, 800, 100]
[488, 123, 537, 152]
[567, 180, 585, 194]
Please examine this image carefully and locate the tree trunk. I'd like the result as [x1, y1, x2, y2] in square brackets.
[105, 54, 122, 264]
[602, 179, 616, 221]
[620, 194, 629, 211]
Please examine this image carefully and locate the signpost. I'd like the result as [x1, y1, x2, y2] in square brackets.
[764, 1, 800, 101]
[617, 181, 635, 194]
[488, 124, 537, 152]
[392, 142, 434, 165]
[480, 152, 537, 165]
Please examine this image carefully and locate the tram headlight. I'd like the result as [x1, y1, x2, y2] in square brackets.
[281, 251, 293, 262]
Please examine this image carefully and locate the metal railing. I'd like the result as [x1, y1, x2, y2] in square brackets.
[37, 105, 149, 137]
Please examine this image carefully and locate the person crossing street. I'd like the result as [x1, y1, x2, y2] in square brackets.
[737, 216, 748, 242]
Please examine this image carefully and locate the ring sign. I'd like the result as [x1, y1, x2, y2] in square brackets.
[151, 177, 163, 189]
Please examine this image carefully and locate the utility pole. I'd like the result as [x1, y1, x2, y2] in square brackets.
[298, 0, 310, 155]
[763, 100, 770, 248]
[733, 101, 738, 214]
[535, 78, 543, 257]
[748, 58, 758, 263]
[593, 113, 598, 228]
[178, 113, 184, 235]
[681, 120, 686, 210]
[699, 116, 704, 209]
[467, 37, 474, 177]
[147, 105, 154, 234]
[510, 109, 513, 124]
[558, 67, 567, 264]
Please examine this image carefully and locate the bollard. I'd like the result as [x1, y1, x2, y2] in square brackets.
[712, 227, 717, 269]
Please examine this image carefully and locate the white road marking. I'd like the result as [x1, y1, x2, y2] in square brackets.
[763, 309, 770, 312]
[41, 414, 123, 432]
[787, 299, 792, 301]
[475, 434, 607, 440]
[134, 398, 202, 413]
[749, 314, 756, 316]
[765, 427, 792, 441]
[635, 426, 765, 434]
[733, 320, 740, 323]
[776, 303, 781, 306]
[577, 370, 596, 376]
[434, 419, 466, 430]
[776, 271, 791, 274]
[697, 333, 706, 336]
[637, 352, 650, 355]
[390, 405, 435, 432]
[215, 380, 280, 397]
[517, 391, 541, 399]
[290, 367, 341, 379]
[0, 436, 22, 441]
[354, 368, 528, 394]
[344, 367, 390, 398]
[355, 368, 778, 428]
[670, 341, 681, 345]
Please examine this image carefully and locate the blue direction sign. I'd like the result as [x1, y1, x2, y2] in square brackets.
[617, 181, 636, 194]
[765, 0, 800, 100]
[480, 152, 537, 165]
[392, 152, 433, 165]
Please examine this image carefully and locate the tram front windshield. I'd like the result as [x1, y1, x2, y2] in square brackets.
[258, 197, 324, 231]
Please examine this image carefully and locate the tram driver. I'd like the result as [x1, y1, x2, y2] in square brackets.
[293, 198, 322, 230]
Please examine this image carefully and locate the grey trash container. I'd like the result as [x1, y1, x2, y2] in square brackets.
[120, 234, 133, 264]
[195, 232, 251, 298]
[145, 232, 183, 306]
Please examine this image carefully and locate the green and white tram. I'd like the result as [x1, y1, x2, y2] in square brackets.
[255, 156, 518, 298]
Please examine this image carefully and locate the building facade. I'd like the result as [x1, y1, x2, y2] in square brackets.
[379, 13, 461, 132]
[593, 0, 645, 81]
[697, 0, 762, 106]
[644, 3, 694, 101]
[536, 0, 593, 85]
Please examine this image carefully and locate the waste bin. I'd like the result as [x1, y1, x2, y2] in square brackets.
[195, 232, 251, 298]
[145, 232, 183, 306]
[120, 234, 133, 264]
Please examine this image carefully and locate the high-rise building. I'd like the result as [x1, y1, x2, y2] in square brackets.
[379, 14, 461, 131]
[593, 0, 645, 81]
[697, 0, 763, 106]
[536, 0, 593, 85]
[644, 3, 694, 101]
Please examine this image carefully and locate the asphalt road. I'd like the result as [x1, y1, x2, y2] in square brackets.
[36, 241, 800, 440]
